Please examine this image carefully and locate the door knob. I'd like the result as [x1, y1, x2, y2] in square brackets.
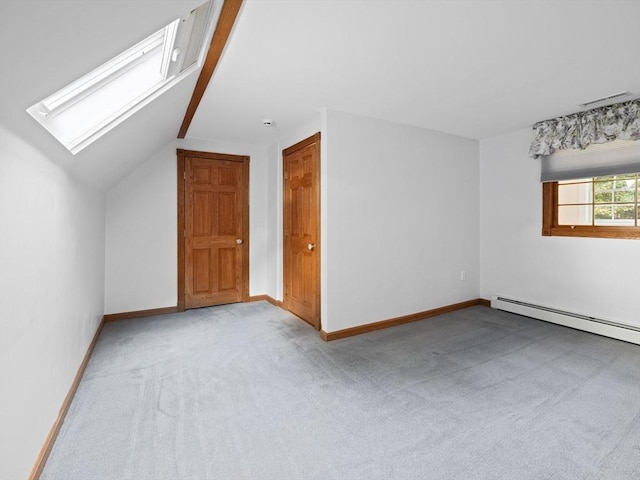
[236, 239, 243, 245]
[307, 243, 316, 251]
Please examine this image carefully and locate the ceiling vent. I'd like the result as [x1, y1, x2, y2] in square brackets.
[578, 91, 633, 109]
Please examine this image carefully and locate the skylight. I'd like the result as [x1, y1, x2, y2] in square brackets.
[27, 1, 218, 154]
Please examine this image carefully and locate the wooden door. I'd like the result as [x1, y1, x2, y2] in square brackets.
[283, 133, 321, 329]
[177, 150, 249, 310]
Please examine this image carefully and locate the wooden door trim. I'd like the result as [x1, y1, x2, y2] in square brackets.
[177, 153, 186, 311]
[177, 149, 250, 311]
[283, 132, 321, 156]
[283, 133, 321, 328]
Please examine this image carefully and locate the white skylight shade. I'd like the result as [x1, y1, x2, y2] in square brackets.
[27, 1, 218, 154]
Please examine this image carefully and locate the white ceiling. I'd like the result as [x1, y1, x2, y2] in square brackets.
[188, 0, 640, 144]
[1, 1, 639, 190]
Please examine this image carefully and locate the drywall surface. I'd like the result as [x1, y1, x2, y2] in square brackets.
[479, 128, 640, 326]
[323, 110, 479, 332]
[266, 142, 279, 299]
[0, 126, 105, 480]
[104, 139, 270, 314]
[105, 142, 178, 313]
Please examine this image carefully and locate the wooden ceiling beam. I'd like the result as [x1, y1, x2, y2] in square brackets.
[177, 0, 244, 139]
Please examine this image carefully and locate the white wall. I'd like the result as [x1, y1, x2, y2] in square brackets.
[105, 142, 178, 313]
[265, 142, 279, 298]
[323, 110, 479, 332]
[0, 126, 105, 480]
[479, 128, 640, 326]
[104, 138, 270, 314]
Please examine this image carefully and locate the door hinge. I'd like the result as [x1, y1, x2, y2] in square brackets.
[284, 172, 289, 180]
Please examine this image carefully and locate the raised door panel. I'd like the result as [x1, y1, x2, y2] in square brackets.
[218, 248, 238, 291]
[218, 192, 238, 236]
[192, 248, 212, 294]
[192, 191, 213, 236]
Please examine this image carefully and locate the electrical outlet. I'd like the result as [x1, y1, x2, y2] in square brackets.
[460, 270, 466, 281]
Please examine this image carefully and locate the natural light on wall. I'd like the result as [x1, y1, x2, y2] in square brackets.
[27, 0, 218, 154]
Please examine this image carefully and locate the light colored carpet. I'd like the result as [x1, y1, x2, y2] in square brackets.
[41, 302, 640, 480]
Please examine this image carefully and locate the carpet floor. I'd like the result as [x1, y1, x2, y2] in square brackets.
[41, 302, 640, 480]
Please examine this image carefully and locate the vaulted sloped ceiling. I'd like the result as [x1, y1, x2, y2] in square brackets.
[2, 1, 639, 190]
[187, 0, 640, 145]
[0, 0, 208, 190]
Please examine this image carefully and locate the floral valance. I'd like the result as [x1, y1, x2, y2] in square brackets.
[529, 99, 640, 158]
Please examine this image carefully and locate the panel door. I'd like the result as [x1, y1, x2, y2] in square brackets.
[283, 134, 320, 329]
[185, 156, 245, 308]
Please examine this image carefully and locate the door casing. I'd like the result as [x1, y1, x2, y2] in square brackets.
[177, 149, 250, 311]
[283, 133, 321, 329]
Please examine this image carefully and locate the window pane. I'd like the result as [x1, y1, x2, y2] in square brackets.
[595, 191, 636, 203]
[594, 180, 615, 193]
[558, 205, 592, 225]
[594, 175, 637, 203]
[594, 205, 636, 225]
[558, 182, 592, 205]
[616, 177, 637, 187]
[594, 190, 613, 203]
[595, 177, 636, 191]
[595, 204, 613, 221]
[614, 205, 636, 220]
[614, 191, 636, 203]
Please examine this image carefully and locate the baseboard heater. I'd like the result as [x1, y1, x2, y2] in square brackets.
[491, 295, 640, 345]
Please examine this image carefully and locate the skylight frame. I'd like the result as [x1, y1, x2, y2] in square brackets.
[159, 20, 181, 80]
[27, 0, 220, 155]
[39, 29, 167, 116]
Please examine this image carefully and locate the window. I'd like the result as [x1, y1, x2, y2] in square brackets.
[543, 174, 640, 239]
[26, 1, 218, 154]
